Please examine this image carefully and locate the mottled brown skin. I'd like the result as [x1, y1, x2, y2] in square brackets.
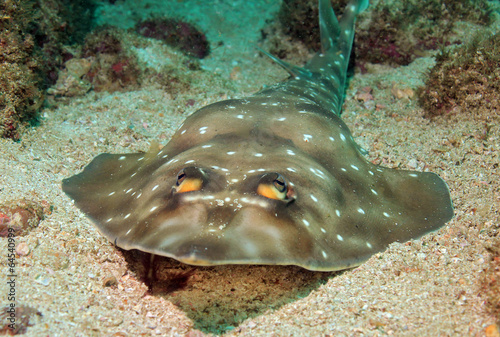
[62, 0, 453, 271]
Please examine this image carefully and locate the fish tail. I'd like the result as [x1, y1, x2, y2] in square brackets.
[304, 0, 369, 115]
[258, 0, 369, 116]
[319, 0, 368, 56]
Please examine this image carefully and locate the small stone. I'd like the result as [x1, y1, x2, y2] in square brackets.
[355, 87, 374, 102]
[485, 324, 500, 337]
[103, 275, 118, 287]
[47, 58, 92, 97]
[391, 82, 415, 99]
[65, 58, 92, 78]
[0, 199, 44, 237]
[113, 332, 128, 337]
[103, 316, 124, 327]
[34, 274, 51, 286]
[407, 158, 418, 169]
[16, 242, 30, 256]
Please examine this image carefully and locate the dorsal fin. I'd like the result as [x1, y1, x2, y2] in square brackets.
[257, 47, 313, 79]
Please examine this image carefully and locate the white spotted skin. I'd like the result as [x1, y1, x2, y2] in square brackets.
[62, 91, 453, 271]
[62, 0, 453, 271]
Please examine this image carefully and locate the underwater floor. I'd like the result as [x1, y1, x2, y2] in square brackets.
[0, 0, 499, 335]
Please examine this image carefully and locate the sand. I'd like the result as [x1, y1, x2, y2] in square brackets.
[0, 0, 499, 335]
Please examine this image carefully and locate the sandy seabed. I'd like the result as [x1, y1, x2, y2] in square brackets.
[1, 0, 499, 336]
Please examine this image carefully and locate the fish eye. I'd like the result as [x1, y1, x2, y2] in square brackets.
[176, 171, 187, 186]
[174, 168, 203, 193]
[273, 174, 286, 193]
[257, 173, 295, 203]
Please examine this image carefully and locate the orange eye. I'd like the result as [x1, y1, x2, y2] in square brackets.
[176, 171, 186, 185]
[257, 184, 284, 200]
[176, 178, 203, 193]
[174, 169, 203, 193]
[257, 174, 294, 202]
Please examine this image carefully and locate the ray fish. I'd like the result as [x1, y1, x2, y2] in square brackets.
[63, 0, 453, 271]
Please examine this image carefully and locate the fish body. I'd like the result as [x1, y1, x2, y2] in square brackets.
[63, 0, 453, 271]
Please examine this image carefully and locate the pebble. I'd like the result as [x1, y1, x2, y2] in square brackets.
[391, 82, 415, 99]
[354, 87, 374, 102]
[247, 321, 257, 328]
[16, 242, 30, 256]
[407, 158, 418, 169]
[0, 199, 44, 237]
[35, 274, 51, 286]
[485, 324, 500, 337]
[103, 275, 118, 287]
